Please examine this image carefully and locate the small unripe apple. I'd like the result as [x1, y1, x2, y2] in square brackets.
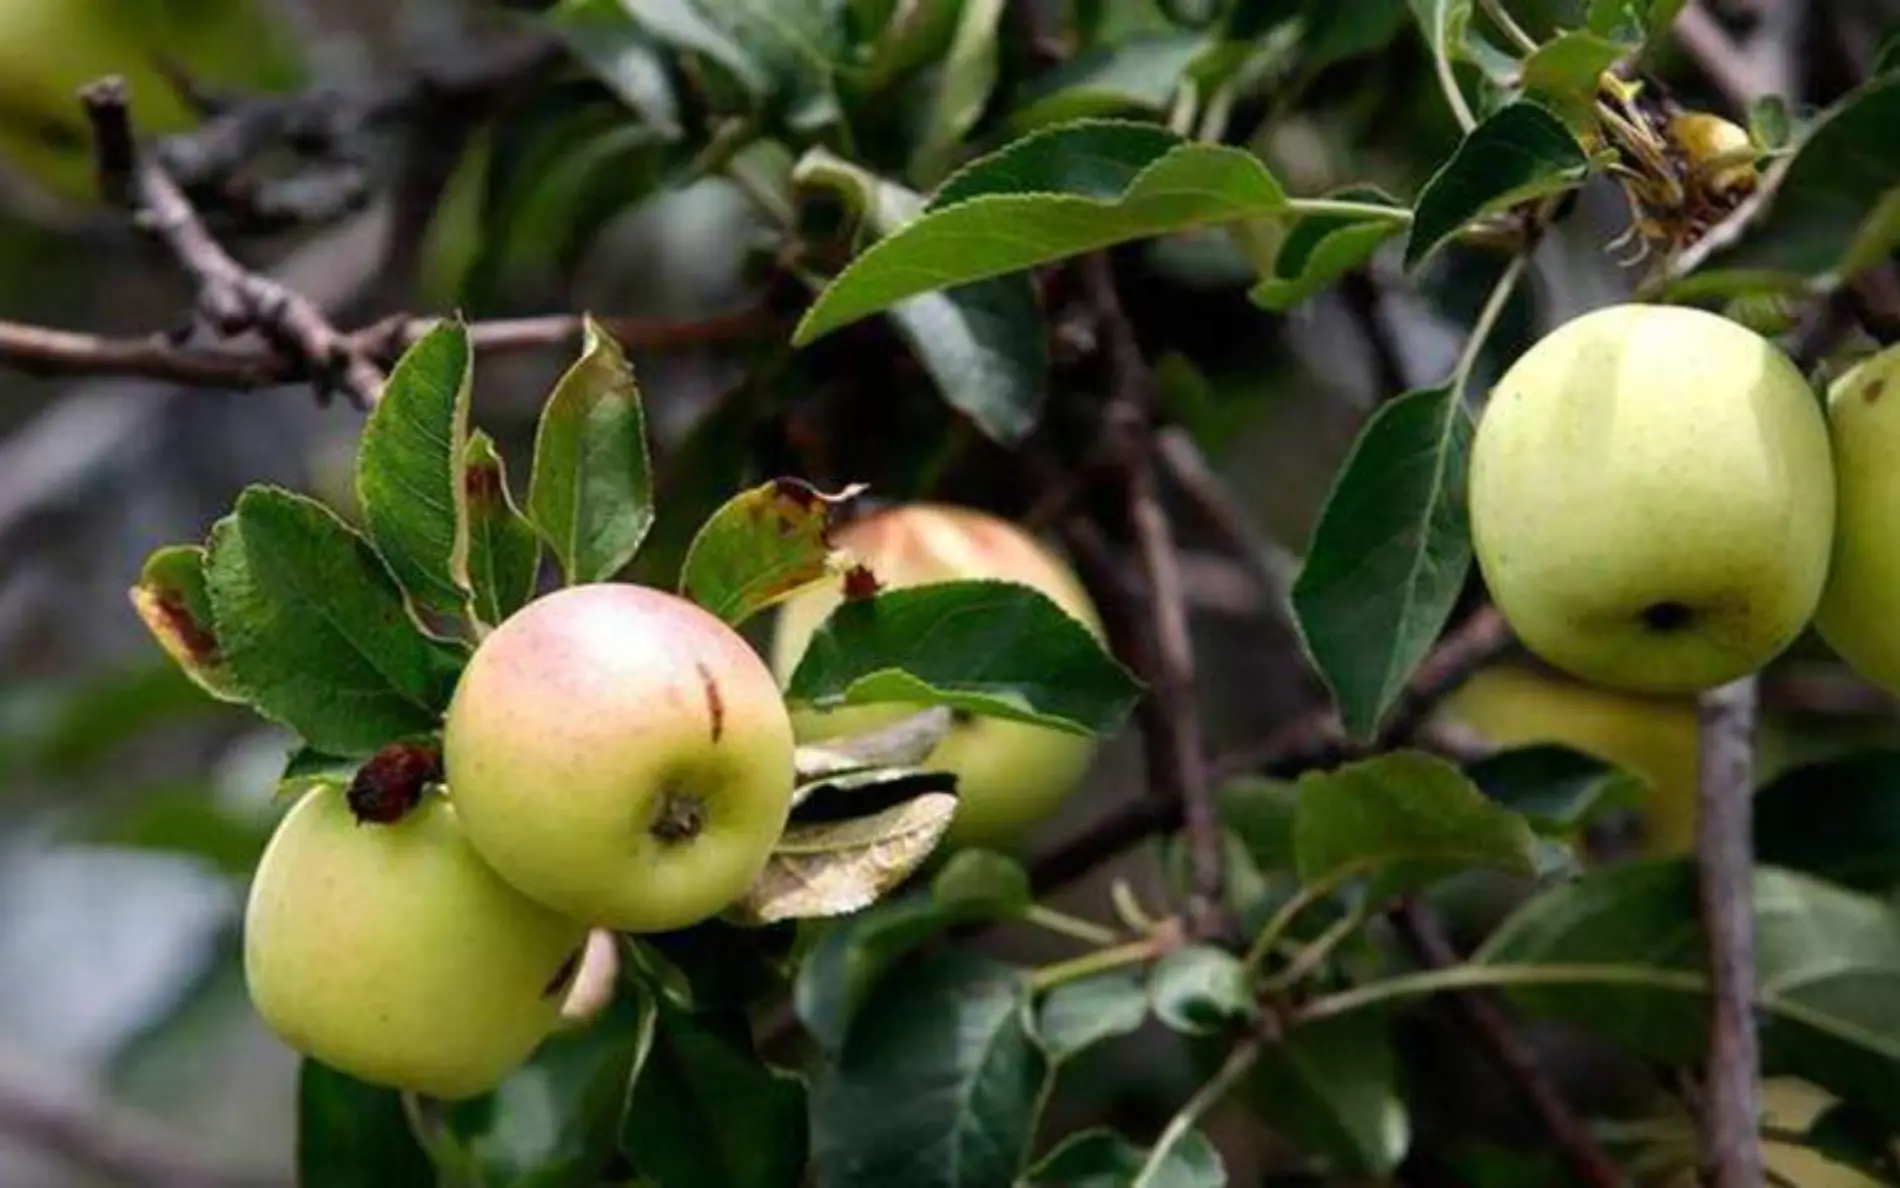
[1812, 345, 1900, 694]
[443, 583, 796, 933]
[244, 787, 587, 1101]
[769, 503, 1105, 849]
[1469, 303, 1835, 694]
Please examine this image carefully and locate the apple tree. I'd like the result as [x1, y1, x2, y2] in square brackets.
[2, 1, 1900, 1186]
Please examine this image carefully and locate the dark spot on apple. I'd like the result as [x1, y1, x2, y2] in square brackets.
[950, 708, 976, 727]
[1865, 378, 1885, 404]
[541, 947, 583, 999]
[347, 742, 443, 824]
[1640, 601, 1695, 632]
[697, 661, 724, 743]
[651, 790, 707, 844]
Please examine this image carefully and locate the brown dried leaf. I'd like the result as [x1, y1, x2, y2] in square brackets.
[732, 792, 958, 925]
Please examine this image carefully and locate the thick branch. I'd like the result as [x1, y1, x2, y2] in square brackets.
[0, 308, 772, 392]
[1078, 254, 1229, 941]
[1696, 676, 1764, 1188]
[82, 80, 384, 407]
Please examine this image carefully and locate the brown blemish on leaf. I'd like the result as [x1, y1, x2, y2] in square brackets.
[541, 947, 584, 999]
[131, 586, 222, 667]
[346, 742, 443, 824]
[843, 564, 882, 601]
[1865, 378, 1885, 404]
[464, 460, 504, 505]
[697, 661, 725, 743]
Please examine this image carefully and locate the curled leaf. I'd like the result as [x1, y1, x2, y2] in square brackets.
[129, 545, 245, 703]
[732, 792, 959, 925]
[793, 707, 955, 781]
[679, 477, 868, 626]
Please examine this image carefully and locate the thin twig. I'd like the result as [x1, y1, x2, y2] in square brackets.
[1131, 1039, 1262, 1188]
[1393, 902, 1631, 1188]
[82, 79, 385, 407]
[1695, 676, 1764, 1188]
[1078, 253, 1229, 941]
[0, 308, 771, 393]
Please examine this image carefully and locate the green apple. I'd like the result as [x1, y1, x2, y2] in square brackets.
[0, 0, 301, 203]
[769, 503, 1105, 849]
[1436, 663, 1702, 854]
[1813, 345, 1900, 694]
[244, 786, 587, 1101]
[443, 583, 796, 933]
[1468, 303, 1834, 694]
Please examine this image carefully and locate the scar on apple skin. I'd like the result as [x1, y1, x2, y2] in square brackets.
[541, 947, 584, 999]
[1865, 378, 1885, 404]
[697, 661, 724, 743]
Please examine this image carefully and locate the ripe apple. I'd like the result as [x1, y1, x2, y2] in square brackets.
[768, 503, 1105, 849]
[1813, 345, 1900, 694]
[244, 786, 587, 1101]
[1436, 663, 1702, 854]
[443, 583, 796, 933]
[0, 0, 301, 203]
[1468, 303, 1835, 694]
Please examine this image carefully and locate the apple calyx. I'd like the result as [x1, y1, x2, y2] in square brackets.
[347, 742, 443, 825]
[1639, 601, 1695, 633]
[650, 788, 708, 844]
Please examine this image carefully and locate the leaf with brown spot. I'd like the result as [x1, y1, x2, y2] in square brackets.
[128, 545, 247, 703]
[463, 430, 541, 628]
[730, 792, 958, 925]
[677, 478, 868, 626]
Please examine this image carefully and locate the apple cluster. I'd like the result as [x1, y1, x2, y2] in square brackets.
[241, 504, 1104, 1100]
[1470, 302, 1900, 708]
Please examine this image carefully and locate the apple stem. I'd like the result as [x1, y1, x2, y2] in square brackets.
[650, 789, 707, 844]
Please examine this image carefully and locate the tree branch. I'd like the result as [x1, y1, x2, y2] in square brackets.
[1077, 253, 1229, 941]
[82, 79, 384, 407]
[1695, 676, 1764, 1188]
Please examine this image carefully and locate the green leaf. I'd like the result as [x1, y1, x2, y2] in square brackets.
[1010, 33, 1208, 131]
[1250, 184, 1405, 311]
[1697, 74, 1900, 287]
[678, 478, 859, 625]
[1754, 752, 1900, 893]
[1749, 94, 1793, 152]
[549, 0, 682, 136]
[1464, 745, 1647, 835]
[1038, 971, 1149, 1060]
[1290, 386, 1472, 739]
[1520, 31, 1627, 132]
[792, 148, 1051, 442]
[463, 431, 541, 629]
[205, 487, 452, 755]
[795, 894, 961, 1052]
[623, 998, 807, 1188]
[1472, 859, 1900, 1121]
[297, 1059, 434, 1187]
[1148, 944, 1258, 1034]
[786, 579, 1141, 735]
[528, 316, 654, 585]
[796, 135, 1288, 343]
[1586, 0, 1687, 40]
[1295, 751, 1540, 897]
[909, 0, 1006, 184]
[128, 545, 246, 703]
[1023, 1127, 1225, 1187]
[355, 319, 474, 617]
[931, 847, 1031, 917]
[280, 747, 361, 797]
[1219, 777, 1300, 874]
[445, 989, 653, 1187]
[731, 791, 959, 924]
[932, 118, 1183, 208]
[1247, 1013, 1409, 1177]
[1404, 101, 1590, 268]
[811, 950, 1047, 1188]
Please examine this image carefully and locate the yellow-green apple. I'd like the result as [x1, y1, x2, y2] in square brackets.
[1813, 345, 1900, 694]
[443, 583, 796, 932]
[0, 0, 301, 203]
[1468, 303, 1834, 693]
[769, 503, 1105, 849]
[244, 786, 587, 1100]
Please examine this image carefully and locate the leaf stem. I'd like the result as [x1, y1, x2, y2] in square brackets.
[1450, 250, 1532, 402]
[1242, 872, 1351, 971]
[1261, 903, 1371, 993]
[1131, 1039, 1262, 1188]
[1024, 903, 1123, 947]
[1480, 0, 1541, 55]
[1281, 197, 1415, 224]
[1432, 33, 1480, 133]
[1294, 961, 1708, 1025]
[1029, 936, 1166, 992]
